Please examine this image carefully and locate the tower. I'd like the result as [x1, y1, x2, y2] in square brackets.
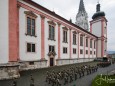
[90, 3, 107, 57]
[75, 0, 89, 31]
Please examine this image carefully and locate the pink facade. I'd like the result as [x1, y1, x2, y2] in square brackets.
[9, 0, 18, 62]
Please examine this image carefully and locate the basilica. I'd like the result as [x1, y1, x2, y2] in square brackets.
[0, 0, 107, 79]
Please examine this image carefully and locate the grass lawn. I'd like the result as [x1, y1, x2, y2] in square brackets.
[92, 75, 115, 86]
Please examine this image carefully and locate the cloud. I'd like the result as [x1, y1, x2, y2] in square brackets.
[33, 0, 115, 51]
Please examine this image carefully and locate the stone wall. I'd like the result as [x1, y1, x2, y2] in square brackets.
[19, 60, 47, 71]
[0, 64, 20, 80]
[56, 58, 94, 66]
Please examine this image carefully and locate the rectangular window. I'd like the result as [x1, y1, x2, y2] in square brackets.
[49, 25, 55, 40]
[63, 47, 67, 54]
[80, 49, 83, 54]
[86, 50, 88, 54]
[27, 43, 35, 52]
[73, 48, 76, 54]
[80, 36, 83, 46]
[90, 40, 92, 48]
[27, 17, 35, 36]
[49, 45, 55, 52]
[90, 51, 92, 54]
[86, 38, 88, 47]
[63, 30, 68, 43]
[73, 34, 76, 45]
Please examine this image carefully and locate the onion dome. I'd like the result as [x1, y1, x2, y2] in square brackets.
[92, 3, 105, 19]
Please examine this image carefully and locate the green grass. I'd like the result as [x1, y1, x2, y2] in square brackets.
[92, 75, 115, 86]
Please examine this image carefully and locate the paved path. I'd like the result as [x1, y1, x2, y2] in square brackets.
[0, 62, 115, 86]
[69, 64, 115, 86]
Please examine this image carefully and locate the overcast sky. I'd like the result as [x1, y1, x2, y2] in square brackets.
[33, 0, 115, 51]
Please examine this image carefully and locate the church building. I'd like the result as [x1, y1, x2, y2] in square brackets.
[0, 0, 107, 79]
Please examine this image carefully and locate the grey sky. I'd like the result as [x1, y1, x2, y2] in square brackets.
[33, 0, 115, 51]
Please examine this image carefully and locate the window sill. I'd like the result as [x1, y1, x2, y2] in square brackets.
[25, 33, 37, 37]
[73, 43, 77, 45]
[48, 38, 56, 41]
[26, 52, 36, 53]
[62, 41, 68, 43]
[63, 53, 67, 54]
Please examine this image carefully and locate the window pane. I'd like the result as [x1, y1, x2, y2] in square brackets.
[94, 41, 95, 48]
[32, 27, 35, 35]
[31, 19, 35, 36]
[27, 43, 31, 52]
[32, 44, 35, 52]
[52, 46, 54, 52]
[80, 36, 83, 46]
[65, 31, 67, 42]
[63, 48, 64, 53]
[50, 26, 54, 40]
[32, 19, 35, 26]
[49, 46, 51, 52]
[66, 48, 67, 53]
[63, 31, 66, 42]
[52, 26, 55, 40]
[73, 34, 76, 44]
[73, 34, 74, 44]
[63, 47, 67, 54]
[86, 38, 88, 47]
[63, 31, 68, 42]
[27, 17, 31, 24]
[73, 48, 76, 54]
[63, 31, 65, 42]
[27, 26, 31, 35]
[27, 17, 31, 35]
[49, 25, 51, 39]
[80, 49, 83, 54]
[90, 40, 92, 48]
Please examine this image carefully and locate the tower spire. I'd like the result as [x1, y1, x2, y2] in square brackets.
[78, 0, 85, 12]
[76, 0, 89, 31]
